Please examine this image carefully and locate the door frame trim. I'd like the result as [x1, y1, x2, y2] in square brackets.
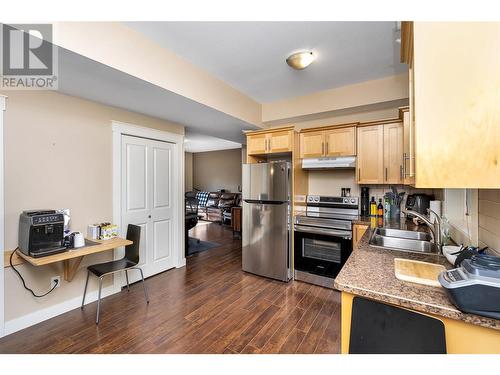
[0, 95, 6, 338]
[111, 121, 185, 292]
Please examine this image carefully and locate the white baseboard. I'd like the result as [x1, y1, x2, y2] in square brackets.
[3, 284, 120, 337]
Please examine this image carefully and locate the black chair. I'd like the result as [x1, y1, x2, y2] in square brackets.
[81, 224, 149, 324]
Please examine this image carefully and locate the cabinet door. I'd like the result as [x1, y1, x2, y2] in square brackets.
[247, 134, 268, 155]
[402, 108, 415, 185]
[383, 122, 404, 184]
[412, 23, 500, 187]
[357, 125, 384, 184]
[325, 127, 356, 156]
[269, 130, 293, 153]
[300, 131, 325, 158]
[353, 224, 369, 246]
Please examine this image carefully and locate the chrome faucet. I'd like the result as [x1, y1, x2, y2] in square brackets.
[404, 209, 443, 254]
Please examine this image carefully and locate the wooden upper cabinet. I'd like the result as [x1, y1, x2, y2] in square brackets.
[357, 122, 404, 184]
[383, 122, 403, 184]
[268, 130, 293, 154]
[300, 131, 324, 158]
[357, 125, 384, 184]
[400, 107, 415, 185]
[325, 127, 356, 157]
[246, 129, 294, 156]
[247, 133, 268, 155]
[408, 23, 500, 187]
[299, 126, 356, 158]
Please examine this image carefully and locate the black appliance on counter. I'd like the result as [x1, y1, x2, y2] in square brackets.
[18, 210, 66, 258]
[360, 187, 370, 216]
[294, 195, 359, 288]
[405, 193, 433, 218]
[439, 255, 500, 319]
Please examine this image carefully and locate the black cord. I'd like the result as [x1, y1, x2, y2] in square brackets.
[9, 248, 59, 298]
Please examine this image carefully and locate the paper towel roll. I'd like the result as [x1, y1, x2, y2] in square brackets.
[430, 200, 441, 223]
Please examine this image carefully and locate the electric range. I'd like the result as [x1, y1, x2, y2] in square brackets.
[294, 195, 359, 288]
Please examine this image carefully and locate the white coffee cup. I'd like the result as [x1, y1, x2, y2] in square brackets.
[73, 232, 85, 248]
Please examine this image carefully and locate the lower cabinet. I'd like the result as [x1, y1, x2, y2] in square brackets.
[353, 224, 369, 246]
[341, 292, 500, 354]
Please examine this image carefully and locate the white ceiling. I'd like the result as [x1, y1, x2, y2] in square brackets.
[184, 132, 241, 153]
[126, 21, 408, 103]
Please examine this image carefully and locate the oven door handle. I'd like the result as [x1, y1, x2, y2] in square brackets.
[294, 225, 352, 240]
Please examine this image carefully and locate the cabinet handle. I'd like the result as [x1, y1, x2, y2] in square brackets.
[321, 142, 324, 155]
[358, 168, 361, 182]
[385, 167, 388, 182]
[403, 152, 407, 177]
[400, 165, 404, 181]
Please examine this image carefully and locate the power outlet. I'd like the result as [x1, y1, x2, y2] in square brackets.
[50, 276, 61, 289]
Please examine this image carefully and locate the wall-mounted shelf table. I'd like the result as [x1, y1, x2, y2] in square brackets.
[4, 237, 132, 281]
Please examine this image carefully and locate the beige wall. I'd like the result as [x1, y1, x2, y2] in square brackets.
[271, 103, 405, 133]
[193, 149, 242, 193]
[308, 170, 439, 209]
[185, 152, 193, 192]
[263, 74, 408, 124]
[2, 90, 183, 324]
[478, 189, 500, 254]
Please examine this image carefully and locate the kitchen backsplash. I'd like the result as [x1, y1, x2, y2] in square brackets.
[308, 169, 442, 210]
[478, 189, 500, 254]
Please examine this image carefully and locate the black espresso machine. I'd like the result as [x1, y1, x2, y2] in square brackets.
[18, 210, 66, 257]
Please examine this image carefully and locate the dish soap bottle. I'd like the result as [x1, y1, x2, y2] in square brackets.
[377, 199, 384, 217]
[370, 197, 377, 217]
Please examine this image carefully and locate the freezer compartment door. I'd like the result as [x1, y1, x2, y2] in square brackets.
[242, 162, 289, 202]
[242, 201, 290, 281]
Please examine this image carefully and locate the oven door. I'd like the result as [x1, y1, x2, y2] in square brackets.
[294, 225, 352, 278]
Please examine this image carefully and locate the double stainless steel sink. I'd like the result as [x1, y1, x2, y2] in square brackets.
[369, 228, 438, 254]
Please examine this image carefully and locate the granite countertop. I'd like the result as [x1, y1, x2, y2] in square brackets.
[334, 217, 500, 331]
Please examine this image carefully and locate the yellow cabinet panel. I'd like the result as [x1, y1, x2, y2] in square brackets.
[299, 131, 325, 158]
[401, 107, 415, 185]
[247, 134, 268, 155]
[413, 22, 500, 187]
[383, 122, 403, 184]
[325, 127, 356, 156]
[269, 131, 293, 153]
[353, 224, 369, 247]
[357, 125, 384, 184]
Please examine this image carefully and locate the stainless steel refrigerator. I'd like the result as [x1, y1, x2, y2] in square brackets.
[242, 161, 291, 282]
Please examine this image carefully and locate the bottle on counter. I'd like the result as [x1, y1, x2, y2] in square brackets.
[370, 196, 377, 217]
[384, 197, 390, 218]
[377, 199, 384, 217]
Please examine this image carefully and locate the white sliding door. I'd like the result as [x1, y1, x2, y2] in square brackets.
[121, 135, 176, 280]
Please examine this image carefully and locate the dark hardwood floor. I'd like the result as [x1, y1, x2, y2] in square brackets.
[0, 222, 341, 354]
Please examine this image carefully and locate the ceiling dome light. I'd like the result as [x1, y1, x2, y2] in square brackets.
[286, 51, 315, 70]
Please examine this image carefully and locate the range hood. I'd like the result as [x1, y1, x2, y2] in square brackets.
[302, 156, 356, 170]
